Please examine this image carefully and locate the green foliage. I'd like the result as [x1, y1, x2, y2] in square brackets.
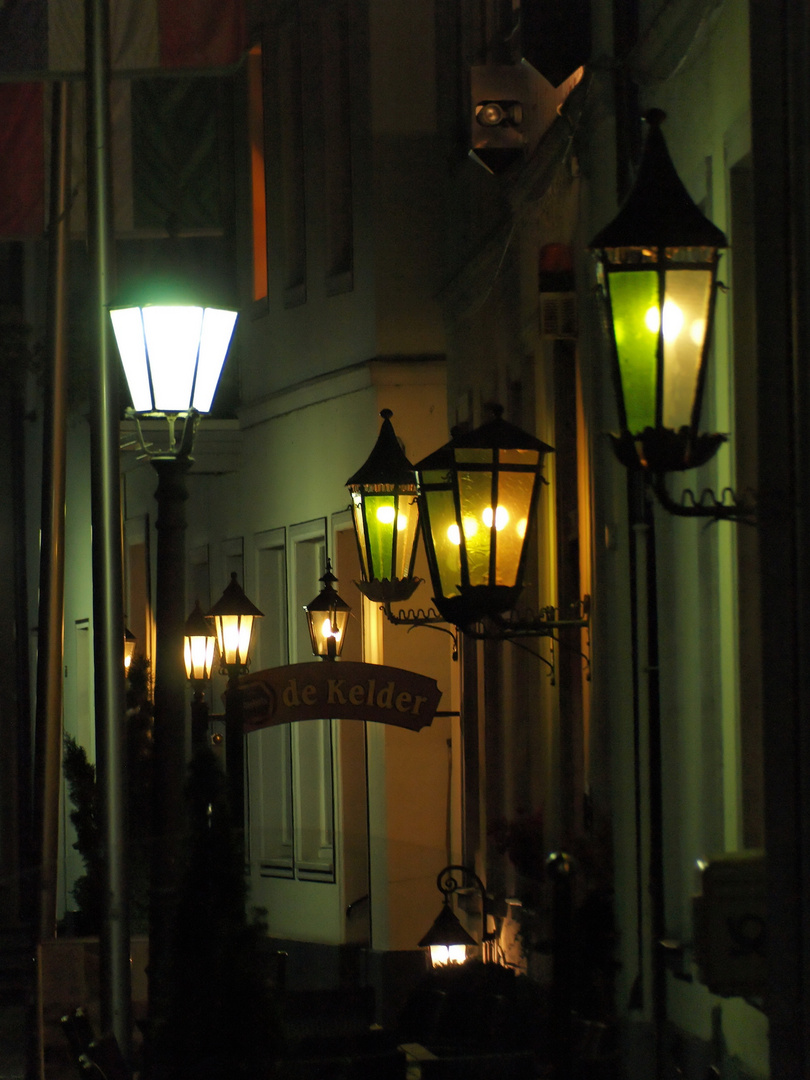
[62, 655, 155, 934]
[62, 735, 103, 935]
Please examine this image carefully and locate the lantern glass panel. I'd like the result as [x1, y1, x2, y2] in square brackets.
[456, 466, 494, 588]
[606, 268, 659, 433]
[350, 492, 371, 580]
[184, 634, 215, 681]
[494, 467, 535, 587]
[422, 484, 462, 599]
[194, 308, 238, 411]
[362, 491, 419, 582]
[215, 613, 254, 668]
[111, 307, 152, 410]
[661, 267, 713, 430]
[143, 306, 205, 411]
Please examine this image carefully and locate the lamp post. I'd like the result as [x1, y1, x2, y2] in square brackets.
[184, 600, 216, 749]
[207, 573, 263, 840]
[303, 560, 351, 660]
[110, 294, 237, 1032]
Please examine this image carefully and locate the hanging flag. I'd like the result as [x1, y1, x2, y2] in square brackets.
[0, 75, 236, 238]
[0, 0, 246, 78]
[0, 0, 245, 239]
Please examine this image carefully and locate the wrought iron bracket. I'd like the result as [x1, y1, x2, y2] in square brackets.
[120, 407, 200, 461]
[380, 596, 591, 680]
[650, 471, 757, 525]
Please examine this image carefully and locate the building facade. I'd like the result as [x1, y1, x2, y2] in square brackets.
[6, 0, 810, 1076]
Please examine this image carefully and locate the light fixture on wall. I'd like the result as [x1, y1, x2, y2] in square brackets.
[346, 410, 422, 605]
[346, 408, 590, 668]
[414, 405, 554, 630]
[304, 560, 351, 660]
[418, 864, 497, 968]
[589, 109, 754, 522]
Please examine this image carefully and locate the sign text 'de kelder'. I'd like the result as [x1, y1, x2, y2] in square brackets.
[238, 660, 442, 733]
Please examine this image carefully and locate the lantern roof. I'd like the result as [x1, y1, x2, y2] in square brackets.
[184, 599, 214, 637]
[305, 564, 351, 615]
[414, 405, 554, 469]
[207, 573, 264, 619]
[417, 902, 477, 949]
[588, 110, 728, 251]
[346, 410, 416, 488]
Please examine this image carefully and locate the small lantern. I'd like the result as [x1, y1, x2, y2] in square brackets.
[304, 561, 351, 660]
[346, 410, 421, 603]
[110, 296, 237, 415]
[414, 406, 553, 628]
[588, 110, 728, 473]
[207, 573, 263, 674]
[124, 627, 136, 674]
[418, 902, 477, 968]
[184, 600, 216, 681]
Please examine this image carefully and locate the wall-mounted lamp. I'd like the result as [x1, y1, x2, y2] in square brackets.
[418, 864, 497, 968]
[304, 561, 351, 660]
[346, 410, 421, 605]
[346, 408, 590, 668]
[589, 110, 754, 522]
[414, 405, 553, 630]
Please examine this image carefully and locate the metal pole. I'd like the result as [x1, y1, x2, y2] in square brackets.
[85, 0, 131, 1055]
[34, 77, 72, 948]
[147, 456, 191, 1033]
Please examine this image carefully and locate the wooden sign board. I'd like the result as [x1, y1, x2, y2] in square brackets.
[238, 660, 442, 733]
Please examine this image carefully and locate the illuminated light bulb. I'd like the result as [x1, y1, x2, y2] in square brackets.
[321, 618, 340, 640]
[517, 518, 528, 539]
[644, 299, 684, 341]
[448, 523, 461, 546]
[376, 505, 396, 524]
[429, 945, 467, 967]
[482, 505, 509, 530]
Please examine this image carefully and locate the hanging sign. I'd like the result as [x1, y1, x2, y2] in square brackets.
[238, 660, 442, 733]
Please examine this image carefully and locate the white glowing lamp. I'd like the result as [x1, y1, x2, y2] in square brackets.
[110, 302, 237, 414]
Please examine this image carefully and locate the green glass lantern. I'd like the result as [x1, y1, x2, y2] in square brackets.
[414, 406, 553, 629]
[346, 410, 421, 603]
[589, 110, 728, 473]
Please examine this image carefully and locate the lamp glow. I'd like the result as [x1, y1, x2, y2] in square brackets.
[111, 302, 237, 415]
[207, 573, 263, 673]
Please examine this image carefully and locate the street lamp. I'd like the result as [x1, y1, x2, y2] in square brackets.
[207, 574, 263, 838]
[589, 110, 752, 521]
[184, 600, 216, 749]
[303, 560, 351, 660]
[418, 864, 496, 968]
[346, 410, 421, 604]
[414, 406, 554, 629]
[110, 293, 237, 1029]
[124, 627, 136, 675]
